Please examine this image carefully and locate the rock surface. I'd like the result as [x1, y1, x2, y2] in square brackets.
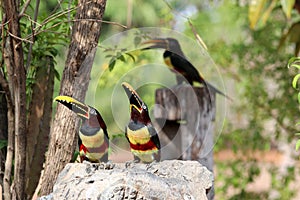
[39, 160, 213, 200]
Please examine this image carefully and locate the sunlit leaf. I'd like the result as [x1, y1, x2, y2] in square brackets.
[292, 74, 300, 89]
[261, 0, 277, 26]
[298, 92, 300, 104]
[287, 57, 300, 69]
[296, 139, 300, 150]
[281, 0, 295, 19]
[249, 0, 267, 29]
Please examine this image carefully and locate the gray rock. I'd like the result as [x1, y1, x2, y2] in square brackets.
[39, 160, 213, 200]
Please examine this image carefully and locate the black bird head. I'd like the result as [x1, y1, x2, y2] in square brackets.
[54, 96, 107, 130]
[142, 37, 185, 57]
[122, 82, 151, 124]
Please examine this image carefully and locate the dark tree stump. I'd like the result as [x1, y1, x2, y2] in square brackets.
[154, 85, 215, 199]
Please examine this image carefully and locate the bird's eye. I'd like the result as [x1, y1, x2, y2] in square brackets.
[142, 105, 147, 110]
[90, 108, 96, 115]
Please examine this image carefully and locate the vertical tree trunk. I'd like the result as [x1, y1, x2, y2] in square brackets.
[25, 56, 55, 199]
[154, 85, 215, 199]
[3, 107, 14, 200]
[2, 0, 26, 199]
[0, 85, 8, 197]
[38, 0, 107, 196]
[2, 37, 15, 200]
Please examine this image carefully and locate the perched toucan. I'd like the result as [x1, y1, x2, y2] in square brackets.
[54, 96, 109, 163]
[142, 37, 231, 100]
[122, 82, 161, 163]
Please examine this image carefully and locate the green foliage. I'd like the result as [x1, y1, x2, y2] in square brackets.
[270, 166, 296, 199]
[187, 1, 299, 198]
[102, 46, 136, 71]
[0, 140, 8, 150]
[248, 0, 296, 30]
[288, 57, 300, 150]
[20, 1, 75, 106]
[216, 160, 261, 199]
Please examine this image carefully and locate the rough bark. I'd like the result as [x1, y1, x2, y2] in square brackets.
[38, 0, 107, 196]
[39, 160, 213, 200]
[154, 85, 215, 199]
[2, 37, 15, 200]
[3, 108, 14, 200]
[25, 57, 55, 199]
[0, 85, 8, 194]
[2, 0, 26, 199]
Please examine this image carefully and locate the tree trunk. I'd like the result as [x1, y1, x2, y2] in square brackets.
[25, 56, 55, 199]
[0, 85, 8, 198]
[38, 0, 107, 196]
[2, 0, 26, 199]
[2, 37, 15, 200]
[154, 85, 215, 199]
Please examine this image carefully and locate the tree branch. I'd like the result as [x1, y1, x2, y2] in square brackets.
[19, 0, 32, 18]
[25, 0, 40, 72]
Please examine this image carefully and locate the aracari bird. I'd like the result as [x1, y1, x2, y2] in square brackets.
[54, 96, 109, 162]
[122, 82, 161, 163]
[142, 37, 231, 100]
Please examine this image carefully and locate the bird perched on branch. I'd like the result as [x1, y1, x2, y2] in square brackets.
[54, 96, 109, 163]
[122, 82, 161, 163]
[142, 37, 231, 100]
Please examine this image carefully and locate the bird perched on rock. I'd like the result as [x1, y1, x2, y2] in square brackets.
[142, 37, 231, 100]
[122, 82, 161, 163]
[54, 96, 109, 163]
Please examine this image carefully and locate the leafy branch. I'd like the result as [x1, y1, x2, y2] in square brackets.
[100, 45, 136, 71]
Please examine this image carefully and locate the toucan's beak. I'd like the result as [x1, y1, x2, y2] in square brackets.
[141, 38, 168, 50]
[54, 96, 89, 119]
[122, 82, 145, 113]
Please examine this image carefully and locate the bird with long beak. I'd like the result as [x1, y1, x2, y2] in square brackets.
[54, 96, 109, 163]
[122, 82, 161, 163]
[142, 37, 231, 100]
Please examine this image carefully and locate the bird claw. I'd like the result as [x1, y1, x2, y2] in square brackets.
[98, 160, 115, 170]
[125, 159, 139, 168]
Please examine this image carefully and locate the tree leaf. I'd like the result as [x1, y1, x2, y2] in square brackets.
[287, 57, 300, 69]
[248, 0, 267, 29]
[261, 0, 277, 26]
[54, 69, 61, 81]
[125, 53, 136, 62]
[296, 139, 300, 150]
[281, 0, 295, 19]
[292, 74, 300, 89]
[108, 59, 116, 71]
[118, 54, 126, 62]
[105, 54, 113, 58]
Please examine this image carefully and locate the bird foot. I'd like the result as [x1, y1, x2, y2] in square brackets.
[125, 159, 139, 168]
[98, 160, 115, 170]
